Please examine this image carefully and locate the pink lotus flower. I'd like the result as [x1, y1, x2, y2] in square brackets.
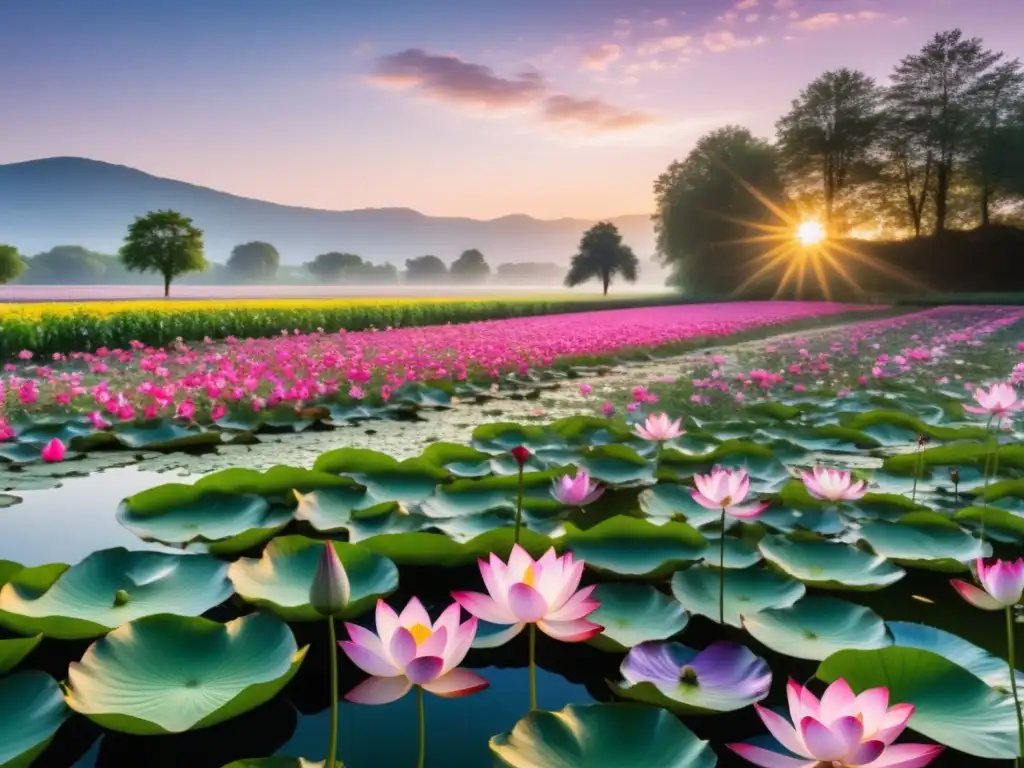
[691, 466, 767, 518]
[964, 382, 1023, 422]
[551, 469, 603, 507]
[41, 438, 65, 463]
[601, 401, 615, 417]
[800, 467, 868, 503]
[579, 383, 593, 397]
[339, 597, 488, 704]
[952, 557, 1024, 610]
[633, 412, 684, 442]
[453, 545, 603, 648]
[728, 678, 944, 768]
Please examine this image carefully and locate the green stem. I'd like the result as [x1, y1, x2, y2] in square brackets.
[528, 622, 537, 711]
[1008, 607, 1023, 767]
[911, 448, 922, 504]
[327, 617, 340, 768]
[513, 467, 524, 545]
[719, 507, 726, 626]
[417, 685, 426, 768]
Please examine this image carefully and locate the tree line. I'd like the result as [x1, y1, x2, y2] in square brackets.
[652, 28, 1024, 296]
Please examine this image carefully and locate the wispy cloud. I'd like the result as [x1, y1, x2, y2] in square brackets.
[367, 49, 659, 133]
[580, 43, 621, 71]
[736, 0, 760, 9]
[702, 30, 767, 52]
[790, 10, 887, 31]
[636, 34, 694, 57]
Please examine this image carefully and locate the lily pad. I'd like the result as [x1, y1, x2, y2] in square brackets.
[562, 517, 707, 579]
[292, 487, 379, 532]
[817, 646, 1021, 759]
[742, 596, 892, 660]
[65, 613, 308, 735]
[757, 534, 906, 590]
[587, 583, 689, 652]
[0, 670, 70, 768]
[699, 535, 763, 569]
[670, 566, 805, 627]
[857, 513, 987, 572]
[0, 549, 232, 640]
[227, 537, 399, 622]
[0, 633, 42, 674]
[489, 702, 717, 768]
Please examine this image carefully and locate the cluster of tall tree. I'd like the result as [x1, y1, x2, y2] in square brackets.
[654, 28, 1024, 294]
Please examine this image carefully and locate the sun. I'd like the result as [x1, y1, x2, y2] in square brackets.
[795, 220, 826, 247]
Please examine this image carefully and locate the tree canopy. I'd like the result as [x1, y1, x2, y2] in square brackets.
[564, 221, 639, 295]
[405, 255, 448, 282]
[306, 252, 364, 281]
[226, 241, 280, 282]
[449, 249, 490, 282]
[0, 245, 24, 284]
[119, 210, 207, 297]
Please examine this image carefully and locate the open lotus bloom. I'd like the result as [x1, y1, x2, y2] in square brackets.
[964, 382, 1023, 420]
[799, 466, 868, 503]
[551, 469, 604, 507]
[634, 412, 685, 442]
[729, 678, 944, 768]
[691, 466, 768, 518]
[952, 557, 1024, 610]
[453, 544, 603, 649]
[339, 597, 489, 704]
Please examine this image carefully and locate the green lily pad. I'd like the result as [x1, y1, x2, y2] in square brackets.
[360, 527, 554, 567]
[489, 703, 717, 768]
[222, 760, 326, 767]
[0, 634, 42, 674]
[65, 613, 307, 735]
[312, 448, 446, 502]
[757, 534, 906, 590]
[292, 487, 379, 532]
[116, 493, 292, 554]
[953, 506, 1024, 544]
[0, 549, 232, 640]
[857, 513, 987, 572]
[888, 621, 1023, 694]
[562, 517, 707, 579]
[108, 421, 227, 451]
[670, 566, 805, 627]
[0, 670, 69, 768]
[587, 583, 689, 652]
[817, 646, 1021, 759]
[227, 536, 399, 622]
[700, 535, 763, 569]
[742, 596, 892, 660]
[577, 445, 655, 486]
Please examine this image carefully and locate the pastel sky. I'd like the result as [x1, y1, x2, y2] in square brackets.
[0, 0, 1019, 219]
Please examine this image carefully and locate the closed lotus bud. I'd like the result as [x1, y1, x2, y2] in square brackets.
[917, 434, 928, 447]
[949, 467, 960, 484]
[309, 542, 351, 617]
[510, 445, 530, 468]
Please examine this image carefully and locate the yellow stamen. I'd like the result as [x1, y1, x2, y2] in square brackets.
[409, 623, 433, 645]
[522, 565, 536, 587]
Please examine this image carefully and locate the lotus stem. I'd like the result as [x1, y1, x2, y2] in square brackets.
[1007, 607, 1023, 767]
[513, 466, 525, 545]
[327, 617, 341, 768]
[417, 684, 426, 768]
[528, 622, 538, 711]
[911, 447, 923, 505]
[719, 507, 726, 626]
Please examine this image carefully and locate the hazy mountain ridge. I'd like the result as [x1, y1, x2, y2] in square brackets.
[0, 157, 659, 269]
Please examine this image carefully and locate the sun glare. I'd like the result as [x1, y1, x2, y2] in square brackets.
[795, 220, 826, 247]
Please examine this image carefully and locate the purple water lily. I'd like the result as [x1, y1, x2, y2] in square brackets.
[619, 640, 771, 712]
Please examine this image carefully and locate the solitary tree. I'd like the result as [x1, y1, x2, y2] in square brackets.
[449, 249, 490, 282]
[564, 222, 639, 296]
[119, 210, 206, 297]
[404, 255, 448, 282]
[0, 245, 25, 284]
[226, 241, 280, 282]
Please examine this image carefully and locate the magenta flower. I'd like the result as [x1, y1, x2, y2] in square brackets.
[41, 438, 65, 463]
[799, 467, 868, 503]
[551, 469, 603, 507]
[691, 466, 767, 519]
[339, 597, 488, 704]
[728, 678, 944, 768]
[633, 412, 685, 442]
[952, 557, 1024, 610]
[964, 382, 1022, 422]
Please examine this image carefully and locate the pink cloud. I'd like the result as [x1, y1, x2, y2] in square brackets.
[736, 0, 759, 9]
[773, 0, 796, 7]
[636, 34, 694, 56]
[581, 43, 622, 71]
[541, 95, 659, 131]
[702, 30, 767, 52]
[790, 10, 887, 31]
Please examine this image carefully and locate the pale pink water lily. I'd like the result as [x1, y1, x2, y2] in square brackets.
[691, 466, 768, 519]
[951, 557, 1024, 610]
[799, 466, 868, 503]
[339, 597, 488, 704]
[633, 412, 684, 442]
[728, 678, 944, 768]
[452, 544, 603, 649]
[578, 383, 593, 397]
[551, 469, 603, 507]
[41, 438, 65, 463]
[964, 382, 1023, 421]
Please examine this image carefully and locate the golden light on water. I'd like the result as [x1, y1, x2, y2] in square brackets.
[795, 220, 826, 247]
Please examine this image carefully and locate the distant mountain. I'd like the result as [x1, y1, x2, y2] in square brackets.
[0, 157, 659, 271]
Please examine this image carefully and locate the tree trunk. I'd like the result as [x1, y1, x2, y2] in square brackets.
[823, 158, 835, 235]
[602, 271, 610, 296]
[933, 160, 950, 234]
[163, 273, 171, 298]
[980, 183, 991, 226]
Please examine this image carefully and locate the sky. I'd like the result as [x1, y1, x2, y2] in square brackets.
[0, 0, 1020, 220]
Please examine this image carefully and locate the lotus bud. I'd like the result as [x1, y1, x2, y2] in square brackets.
[310, 542, 351, 617]
[41, 438, 66, 463]
[113, 589, 130, 606]
[916, 434, 928, 448]
[510, 445, 530, 468]
[949, 467, 960, 485]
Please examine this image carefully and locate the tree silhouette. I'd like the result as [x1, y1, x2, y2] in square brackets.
[119, 210, 206, 297]
[564, 222, 639, 296]
[450, 249, 490, 282]
[226, 241, 280, 282]
[0, 245, 24, 284]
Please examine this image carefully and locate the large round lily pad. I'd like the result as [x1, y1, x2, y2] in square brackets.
[562, 517, 707, 579]
[857, 513, 987, 572]
[757, 534, 906, 590]
[587, 583, 688, 652]
[0, 549, 232, 640]
[489, 702, 717, 767]
[65, 613, 308, 734]
[817, 646, 1020, 759]
[0, 670, 69, 768]
[227, 536, 399, 621]
[670, 566, 805, 627]
[742, 595, 892, 660]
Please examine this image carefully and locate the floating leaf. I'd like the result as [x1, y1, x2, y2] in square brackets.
[0, 670, 69, 767]
[670, 566, 805, 627]
[757, 534, 906, 590]
[742, 596, 891, 660]
[587, 583, 688, 652]
[888, 621, 1022, 693]
[857, 513, 987, 572]
[563, 517, 707, 579]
